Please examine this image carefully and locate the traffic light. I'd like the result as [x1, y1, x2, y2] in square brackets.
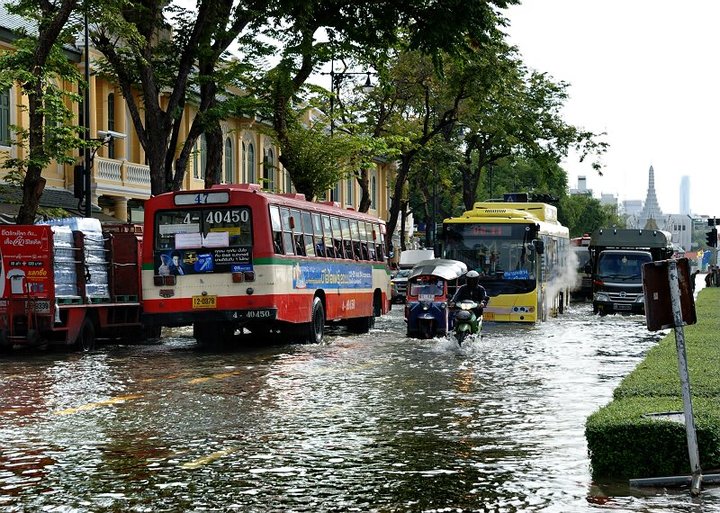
[706, 228, 717, 247]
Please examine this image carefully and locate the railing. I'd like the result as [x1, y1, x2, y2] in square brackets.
[93, 156, 151, 197]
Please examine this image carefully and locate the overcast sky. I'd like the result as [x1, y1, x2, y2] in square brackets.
[504, 0, 720, 217]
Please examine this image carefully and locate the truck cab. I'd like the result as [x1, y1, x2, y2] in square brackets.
[588, 228, 673, 316]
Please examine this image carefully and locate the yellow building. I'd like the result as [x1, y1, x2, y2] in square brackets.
[0, 6, 393, 223]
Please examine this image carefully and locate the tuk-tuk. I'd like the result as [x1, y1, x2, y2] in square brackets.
[404, 259, 468, 339]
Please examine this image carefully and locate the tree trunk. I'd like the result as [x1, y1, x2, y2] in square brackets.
[17, 80, 48, 224]
[357, 169, 371, 212]
[204, 120, 223, 187]
[384, 154, 412, 255]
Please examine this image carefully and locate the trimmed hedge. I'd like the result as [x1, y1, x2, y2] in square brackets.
[586, 287, 720, 479]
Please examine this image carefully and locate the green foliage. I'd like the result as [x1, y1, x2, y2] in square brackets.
[281, 118, 365, 199]
[0, 30, 86, 172]
[586, 287, 720, 478]
[558, 194, 622, 238]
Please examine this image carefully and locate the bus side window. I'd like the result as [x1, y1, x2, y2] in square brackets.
[341, 218, 352, 260]
[280, 208, 294, 255]
[333, 217, 345, 259]
[379, 224, 387, 260]
[312, 213, 324, 256]
[350, 220, 361, 260]
[302, 211, 315, 257]
[322, 215, 334, 258]
[270, 206, 283, 254]
[289, 209, 305, 256]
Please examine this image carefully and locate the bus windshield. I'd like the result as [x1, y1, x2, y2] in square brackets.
[442, 223, 538, 277]
[155, 207, 252, 250]
[442, 222, 538, 295]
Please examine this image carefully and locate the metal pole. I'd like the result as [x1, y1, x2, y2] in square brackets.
[669, 259, 702, 495]
[83, 8, 92, 218]
[329, 57, 335, 136]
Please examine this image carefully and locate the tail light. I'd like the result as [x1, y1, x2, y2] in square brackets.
[232, 271, 256, 283]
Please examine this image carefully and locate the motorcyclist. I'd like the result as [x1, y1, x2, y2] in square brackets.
[451, 270, 489, 318]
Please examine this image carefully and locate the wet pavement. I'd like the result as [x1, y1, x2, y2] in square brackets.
[2, 300, 720, 512]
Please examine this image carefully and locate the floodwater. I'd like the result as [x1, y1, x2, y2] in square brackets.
[2, 301, 720, 512]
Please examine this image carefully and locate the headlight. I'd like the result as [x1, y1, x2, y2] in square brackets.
[422, 305, 429, 311]
[594, 293, 610, 302]
[440, 302, 447, 309]
[635, 294, 645, 303]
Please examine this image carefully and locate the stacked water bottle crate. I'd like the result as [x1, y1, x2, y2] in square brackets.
[83, 230, 110, 300]
[46, 218, 110, 300]
[51, 226, 79, 298]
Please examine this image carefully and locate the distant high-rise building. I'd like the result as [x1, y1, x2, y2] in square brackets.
[578, 176, 587, 192]
[680, 175, 690, 215]
[569, 176, 592, 196]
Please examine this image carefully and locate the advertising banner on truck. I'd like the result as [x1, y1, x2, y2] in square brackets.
[0, 226, 53, 298]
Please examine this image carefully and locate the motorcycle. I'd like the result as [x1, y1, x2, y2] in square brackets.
[452, 299, 484, 345]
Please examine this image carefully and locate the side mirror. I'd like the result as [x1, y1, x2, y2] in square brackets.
[533, 239, 545, 255]
[584, 263, 592, 274]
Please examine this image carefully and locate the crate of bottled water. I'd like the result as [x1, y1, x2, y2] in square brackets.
[51, 226, 79, 297]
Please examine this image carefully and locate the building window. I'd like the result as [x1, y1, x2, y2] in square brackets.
[346, 176, 354, 207]
[284, 169, 292, 193]
[194, 135, 207, 179]
[241, 141, 246, 183]
[264, 147, 275, 191]
[0, 88, 10, 147]
[224, 137, 234, 183]
[247, 142, 255, 183]
[107, 93, 115, 159]
[371, 173, 377, 209]
[332, 182, 340, 203]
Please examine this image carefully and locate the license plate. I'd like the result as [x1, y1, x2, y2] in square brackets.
[615, 304, 632, 311]
[419, 294, 435, 302]
[484, 312, 495, 321]
[192, 295, 217, 309]
[30, 300, 51, 313]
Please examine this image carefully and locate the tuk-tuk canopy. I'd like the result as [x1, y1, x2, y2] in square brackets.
[408, 259, 468, 281]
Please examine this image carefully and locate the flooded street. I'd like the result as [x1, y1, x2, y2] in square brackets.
[2, 302, 720, 512]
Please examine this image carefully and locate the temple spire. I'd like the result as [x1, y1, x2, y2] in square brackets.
[640, 165, 663, 228]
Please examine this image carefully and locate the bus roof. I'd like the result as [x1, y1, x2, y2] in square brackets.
[150, 183, 385, 225]
[445, 201, 559, 224]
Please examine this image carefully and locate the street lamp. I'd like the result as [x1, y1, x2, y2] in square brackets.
[75, 130, 126, 217]
[321, 57, 374, 135]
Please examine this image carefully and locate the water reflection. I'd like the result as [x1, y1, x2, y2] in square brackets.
[1, 303, 720, 511]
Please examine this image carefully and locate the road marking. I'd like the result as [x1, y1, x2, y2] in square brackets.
[54, 394, 143, 415]
[181, 448, 237, 469]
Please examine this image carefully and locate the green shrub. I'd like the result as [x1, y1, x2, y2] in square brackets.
[586, 288, 720, 479]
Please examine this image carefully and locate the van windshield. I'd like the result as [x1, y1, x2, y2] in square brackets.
[597, 253, 651, 281]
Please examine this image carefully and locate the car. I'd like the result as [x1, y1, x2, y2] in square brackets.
[390, 269, 413, 304]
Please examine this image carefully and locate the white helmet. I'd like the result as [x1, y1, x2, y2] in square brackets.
[466, 270, 480, 287]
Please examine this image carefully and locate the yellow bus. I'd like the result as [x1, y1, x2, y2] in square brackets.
[439, 198, 570, 322]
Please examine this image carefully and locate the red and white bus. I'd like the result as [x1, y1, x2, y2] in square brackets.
[141, 183, 391, 344]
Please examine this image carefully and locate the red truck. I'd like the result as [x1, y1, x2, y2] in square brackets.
[0, 221, 148, 351]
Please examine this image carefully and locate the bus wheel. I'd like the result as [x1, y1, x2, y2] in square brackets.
[302, 297, 325, 344]
[77, 318, 96, 352]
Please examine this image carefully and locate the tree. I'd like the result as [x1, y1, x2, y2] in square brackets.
[450, 45, 608, 211]
[559, 193, 622, 237]
[0, 0, 85, 224]
[257, 0, 515, 211]
[92, 0, 272, 194]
